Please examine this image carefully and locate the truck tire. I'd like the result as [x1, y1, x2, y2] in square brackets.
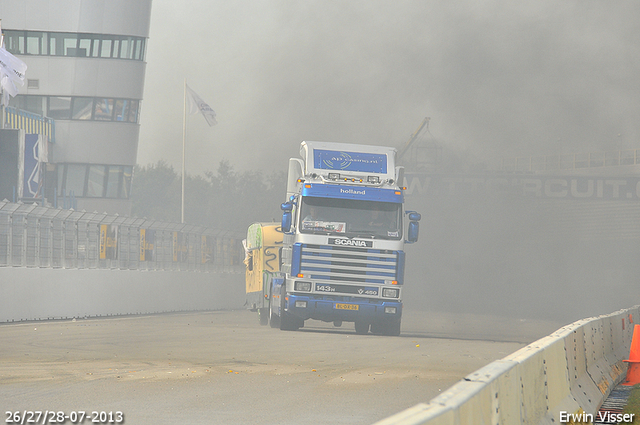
[269, 297, 280, 328]
[354, 321, 370, 335]
[382, 319, 401, 336]
[258, 308, 269, 326]
[280, 311, 300, 331]
[279, 295, 300, 331]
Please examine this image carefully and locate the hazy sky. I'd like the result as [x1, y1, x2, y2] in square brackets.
[137, 0, 640, 176]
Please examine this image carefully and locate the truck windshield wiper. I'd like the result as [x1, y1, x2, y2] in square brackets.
[346, 231, 378, 239]
[309, 229, 337, 235]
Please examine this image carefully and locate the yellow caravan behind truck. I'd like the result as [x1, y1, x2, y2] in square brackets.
[244, 222, 283, 326]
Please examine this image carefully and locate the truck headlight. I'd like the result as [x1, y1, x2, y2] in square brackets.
[295, 301, 308, 308]
[384, 307, 397, 314]
[382, 288, 399, 298]
[295, 281, 312, 291]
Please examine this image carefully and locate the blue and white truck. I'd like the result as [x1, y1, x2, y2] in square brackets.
[262, 141, 420, 335]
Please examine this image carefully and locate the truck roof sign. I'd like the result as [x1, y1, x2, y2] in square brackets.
[300, 141, 397, 181]
[313, 149, 387, 174]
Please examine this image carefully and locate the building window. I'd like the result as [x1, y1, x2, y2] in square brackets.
[72, 97, 94, 120]
[11, 95, 141, 124]
[64, 164, 87, 197]
[134, 39, 143, 60]
[91, 38, 101, 58]
[87, 165, 107, 197]
[57, 167, 64, 196]
[48, 97, 72, 120]
[106, 166, 123, 198]
[101, 39, 113, 58]
[13, 95, 46, 116]
[48, 32, 80, 56]
[129, 100, 139, 122]
[114, 100, 130, 122]
[5, 30, 146, 61]
[57, 163, 132, 199]
[121, 166, 133, 198]
[26, 32, 46, 55]
[5, 31, 25, 54]
[94, 99, 114, 121]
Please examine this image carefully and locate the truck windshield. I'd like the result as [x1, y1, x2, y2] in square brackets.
[299, 197, 402, 239]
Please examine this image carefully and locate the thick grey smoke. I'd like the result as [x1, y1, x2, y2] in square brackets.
[138, 1, 640, 323]
[139, 0, 640, 175]
[401, 192, 640, 322]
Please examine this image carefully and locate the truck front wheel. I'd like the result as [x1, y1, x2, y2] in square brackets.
[382, 319, 401, 336]
[269, 298, 280, 328]
[279, 296, 301, 331]
[280, 312, 299, 331]
[371, 319, 401, 336]
[354, 321, 370, 335]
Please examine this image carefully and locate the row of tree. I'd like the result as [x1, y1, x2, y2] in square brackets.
[130, 160, 286, 233]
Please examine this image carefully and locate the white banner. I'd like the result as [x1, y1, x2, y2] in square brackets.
[0, 46, 27, 106]
[186, 85, 217, 126]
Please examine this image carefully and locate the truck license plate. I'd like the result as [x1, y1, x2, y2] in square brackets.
[335, 303, 359, 311]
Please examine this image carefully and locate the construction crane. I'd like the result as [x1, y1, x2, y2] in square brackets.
[397, 117, 430, 162]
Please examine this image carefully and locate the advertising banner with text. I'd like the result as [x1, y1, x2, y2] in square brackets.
[403, 173, 640, 201]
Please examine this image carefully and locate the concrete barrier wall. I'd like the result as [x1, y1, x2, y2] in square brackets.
[375, 306, 639, 425]
[0, 267, 245, 322]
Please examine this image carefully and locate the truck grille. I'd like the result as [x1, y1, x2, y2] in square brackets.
[299, 243, 397, 284]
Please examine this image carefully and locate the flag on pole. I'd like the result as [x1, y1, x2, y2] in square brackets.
[0, 36, 27, 106]
[186, 85, 217, 126]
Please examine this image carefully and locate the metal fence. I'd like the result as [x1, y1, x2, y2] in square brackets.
[0, 200, 244, 272]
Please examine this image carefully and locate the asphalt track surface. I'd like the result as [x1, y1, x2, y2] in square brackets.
[1, 309, 564, 424]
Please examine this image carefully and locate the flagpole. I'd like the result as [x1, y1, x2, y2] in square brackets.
[181, 78, 186, 224]
[0, 19, 5, 125]
[181, 82, 216, 224]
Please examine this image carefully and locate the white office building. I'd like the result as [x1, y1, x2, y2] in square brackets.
[1, 0, 153, 215]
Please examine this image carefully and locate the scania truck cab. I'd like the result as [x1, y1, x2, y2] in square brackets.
[271, 141, 420, 335]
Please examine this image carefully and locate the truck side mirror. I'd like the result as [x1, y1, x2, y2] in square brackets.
[408, 212, 421, 221]
[405, 210, 421, 243]
[407, 221, 419, 243]
[281, 202, 293, 233]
